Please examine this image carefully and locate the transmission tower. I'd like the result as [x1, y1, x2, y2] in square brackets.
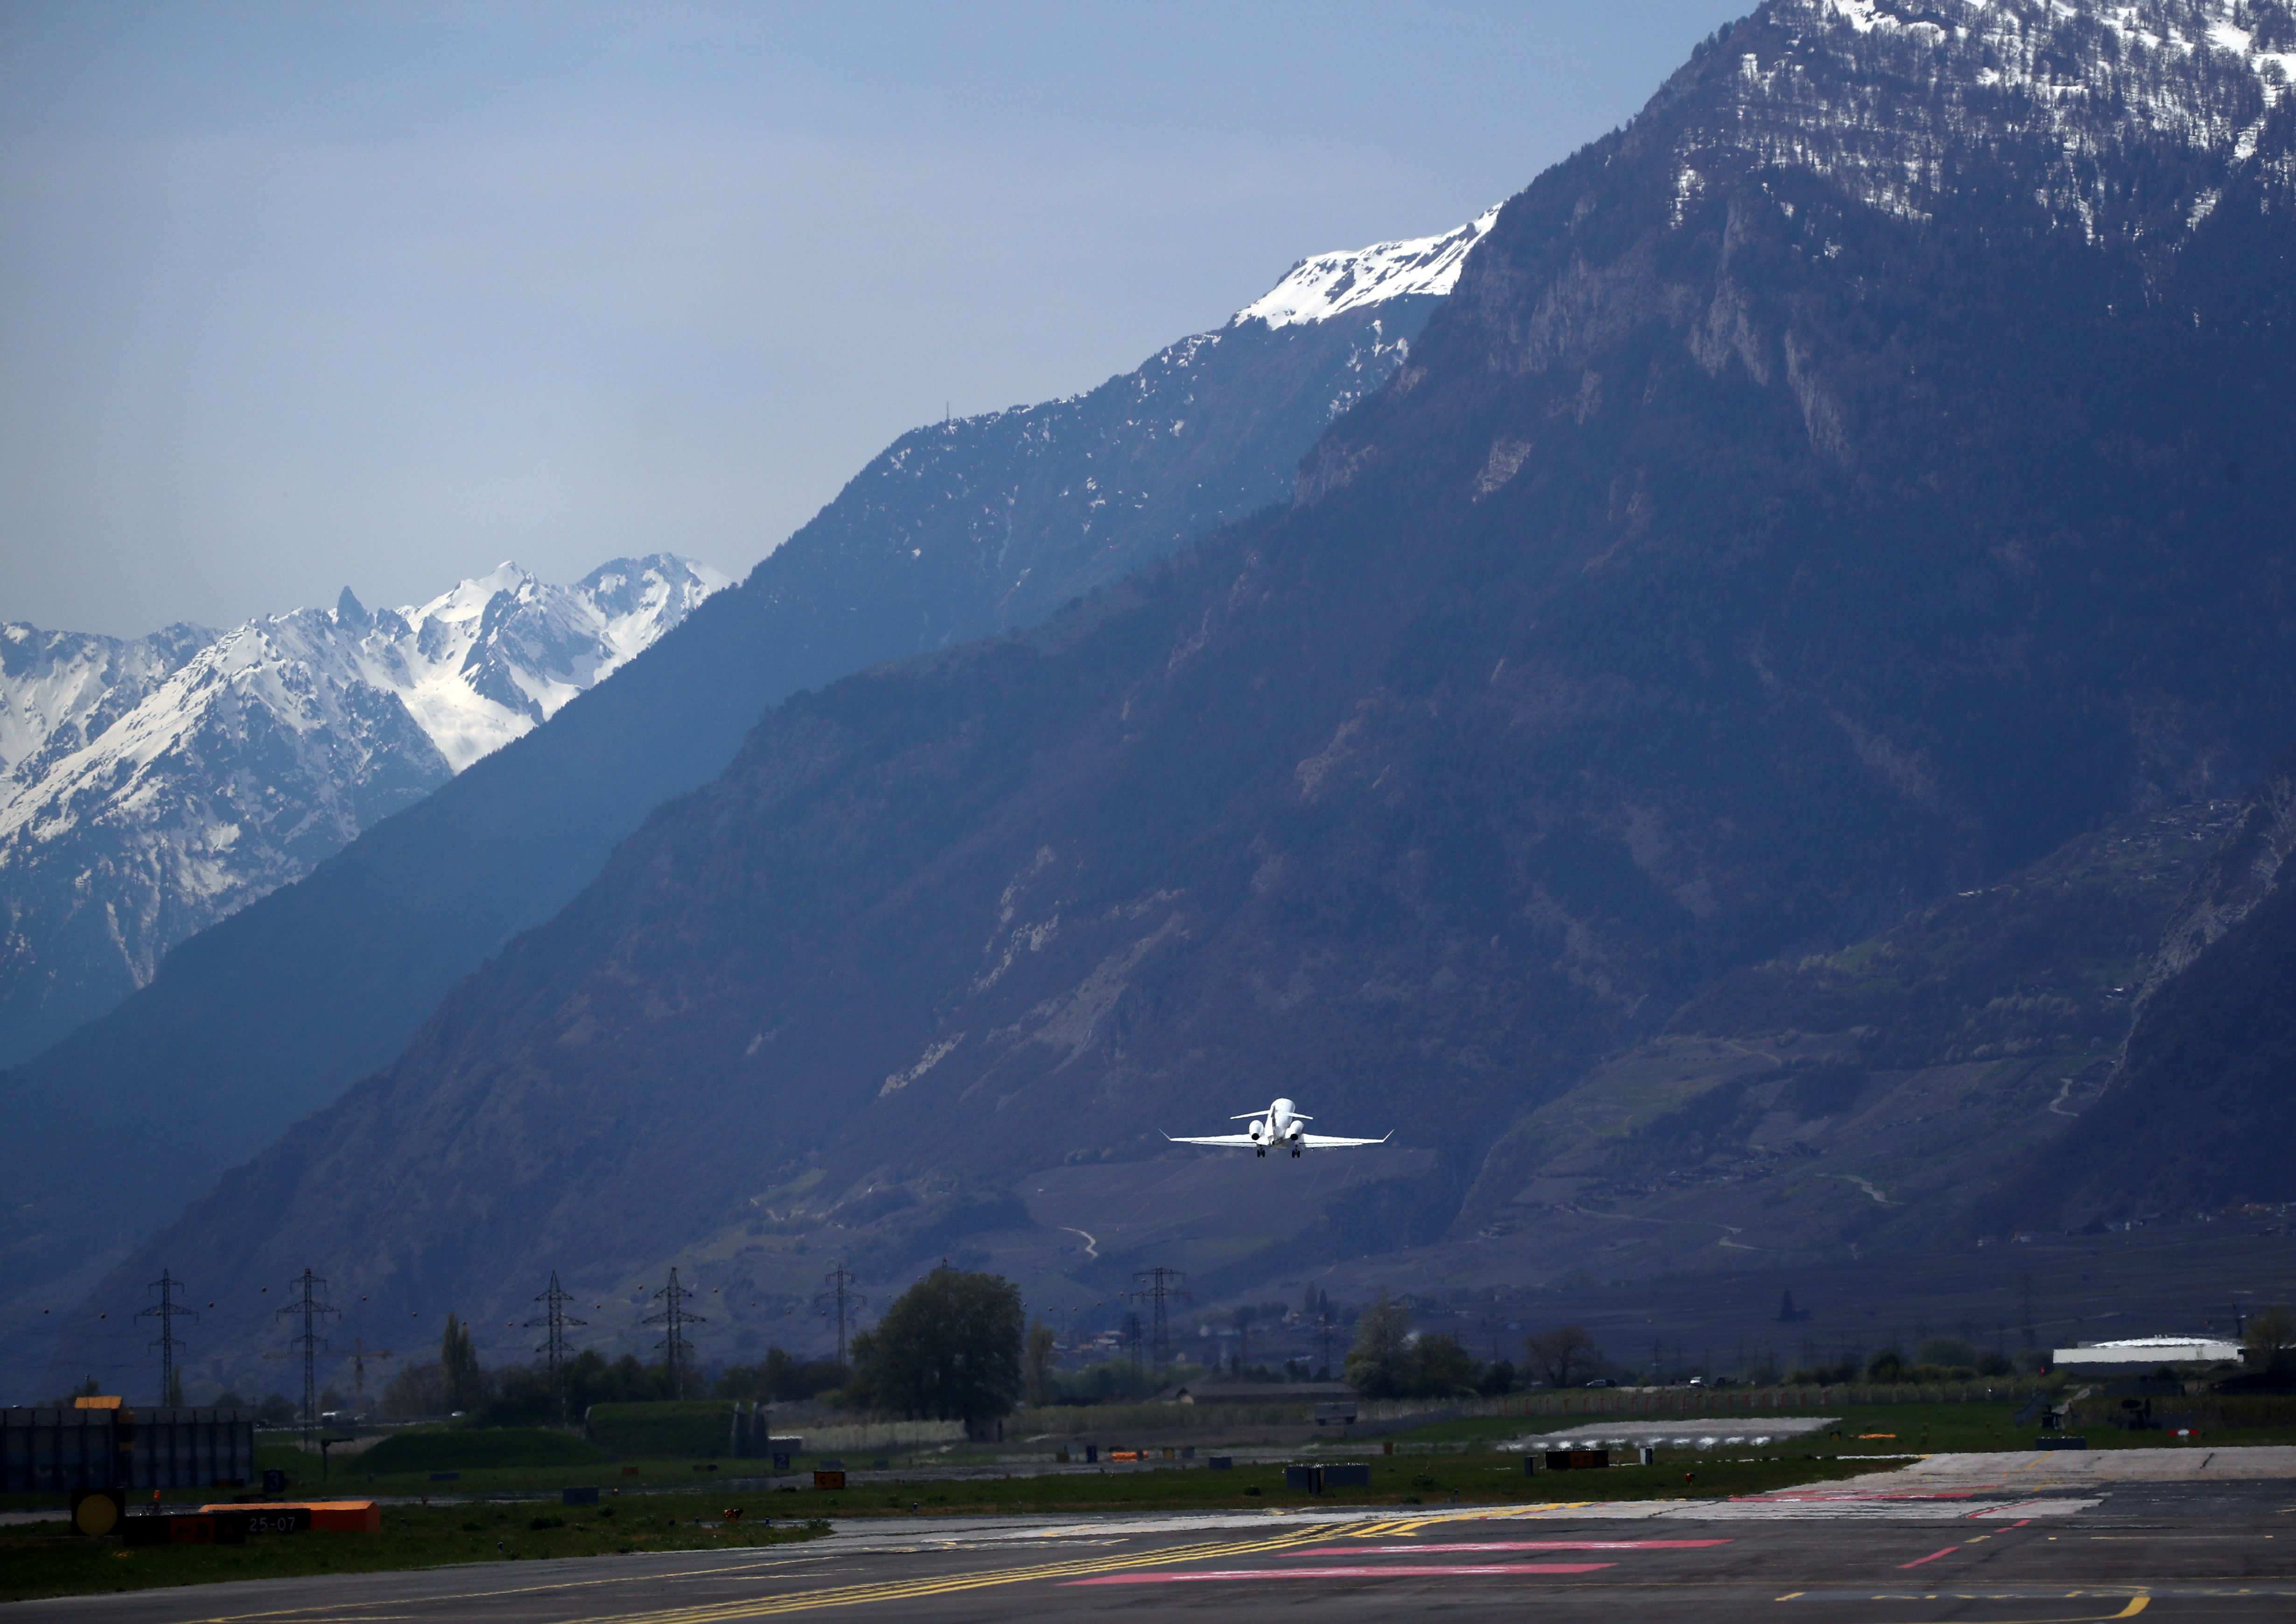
[137, 1270, 197, 1406]
[277, 1270, 338, 1449]
[643, 1268, 704, 1397]
[525, 1272, 587, 1424]
[815, 1264, 866, 1367]
[1127, 1267, 1189, 1372]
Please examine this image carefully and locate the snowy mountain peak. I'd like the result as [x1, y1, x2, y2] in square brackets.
[1232, 206, 1502, 329]
[369, 553, 728, 771]
[0, 554, 726, 1063]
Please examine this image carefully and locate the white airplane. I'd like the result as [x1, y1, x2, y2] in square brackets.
[1163, 1097, 1391, 1158]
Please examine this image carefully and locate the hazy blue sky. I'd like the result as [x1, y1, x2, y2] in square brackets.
[1, 1, 1748, 638]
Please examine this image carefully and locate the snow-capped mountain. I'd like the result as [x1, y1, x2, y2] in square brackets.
[728, 208, 1501, 651]
[37, 0, 2296, 1387]
[1680, 0, 2296, 234]
[0, 554, 724, 1063]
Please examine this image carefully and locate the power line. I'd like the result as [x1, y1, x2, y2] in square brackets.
[136, 1270, 197, 1406]
[525, 1272, 586, 1424]
[642, 1268, 703, 1398]
[1127, 1267, 1189, 1374]
[277, 1271, 338, 1449]
[815, 1264, 866, 1368]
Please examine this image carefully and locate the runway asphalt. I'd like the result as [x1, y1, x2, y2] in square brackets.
[11, 1462, 2295, 1623]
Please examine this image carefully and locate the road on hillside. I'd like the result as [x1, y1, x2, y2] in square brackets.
[14, 1479, 2296, 1623]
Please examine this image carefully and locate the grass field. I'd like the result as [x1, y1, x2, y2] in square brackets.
[353, 1428, 612, 1475]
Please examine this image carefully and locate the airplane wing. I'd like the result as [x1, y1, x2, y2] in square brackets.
[1298, 1132, 1393, 1148]
[1162, 1132, 1261, 1148]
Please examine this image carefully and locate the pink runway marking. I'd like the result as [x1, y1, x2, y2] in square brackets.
[1759, 1490, 1975, 1502]
[1291, 1540, 1730, 1556]
[1065, 1564, 1617, 1586]
[1897, 1547, 1961, 1569]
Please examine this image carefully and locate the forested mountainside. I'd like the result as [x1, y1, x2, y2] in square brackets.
[0, 218, 1486, 1356]
[0, 558, 722, 1066]
[71, 0, 2296, 1386]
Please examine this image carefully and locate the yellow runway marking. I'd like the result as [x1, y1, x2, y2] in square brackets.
[1779, 1597, 2149, 1621]
[556, 1526, 1347, 1622]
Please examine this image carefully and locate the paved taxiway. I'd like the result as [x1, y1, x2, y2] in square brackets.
[14, 1468, 2295, 1623]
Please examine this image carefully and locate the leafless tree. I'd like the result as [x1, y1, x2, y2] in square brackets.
[1525, 1324, 1602, 1388]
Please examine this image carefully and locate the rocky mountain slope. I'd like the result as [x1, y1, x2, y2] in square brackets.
[71, 0, 2296, 1389]
[1980, 742, 2296, 1228]
[0, 213, 1493, 1366]
[0, 558, 723, 1065]
[1448, 798, 2240, 1280]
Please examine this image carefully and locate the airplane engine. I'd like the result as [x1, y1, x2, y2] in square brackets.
[1247, 1119, 1265, 1141]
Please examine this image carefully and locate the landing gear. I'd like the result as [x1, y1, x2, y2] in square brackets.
[1255, 1147, 1265, 1157]
[1291, 1147, 1302, 1158]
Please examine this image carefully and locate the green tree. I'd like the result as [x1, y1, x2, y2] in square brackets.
[1407, 1331, 1480, 1397]
[441, 1313, 483, 1413]
[2244, 1305, 2296, 1373]
[844, 1266, 1023, 1424]
[1024, 1320, 1057, 1407]
[715, 1348, 846, 1405]
[1344, 1290, 1412, 1397]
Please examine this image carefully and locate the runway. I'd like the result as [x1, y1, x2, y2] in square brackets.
[13, 1469, 2295, 1622]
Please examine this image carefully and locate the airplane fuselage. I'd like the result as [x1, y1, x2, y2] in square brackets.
[1247, 1097, 1305, 1157]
